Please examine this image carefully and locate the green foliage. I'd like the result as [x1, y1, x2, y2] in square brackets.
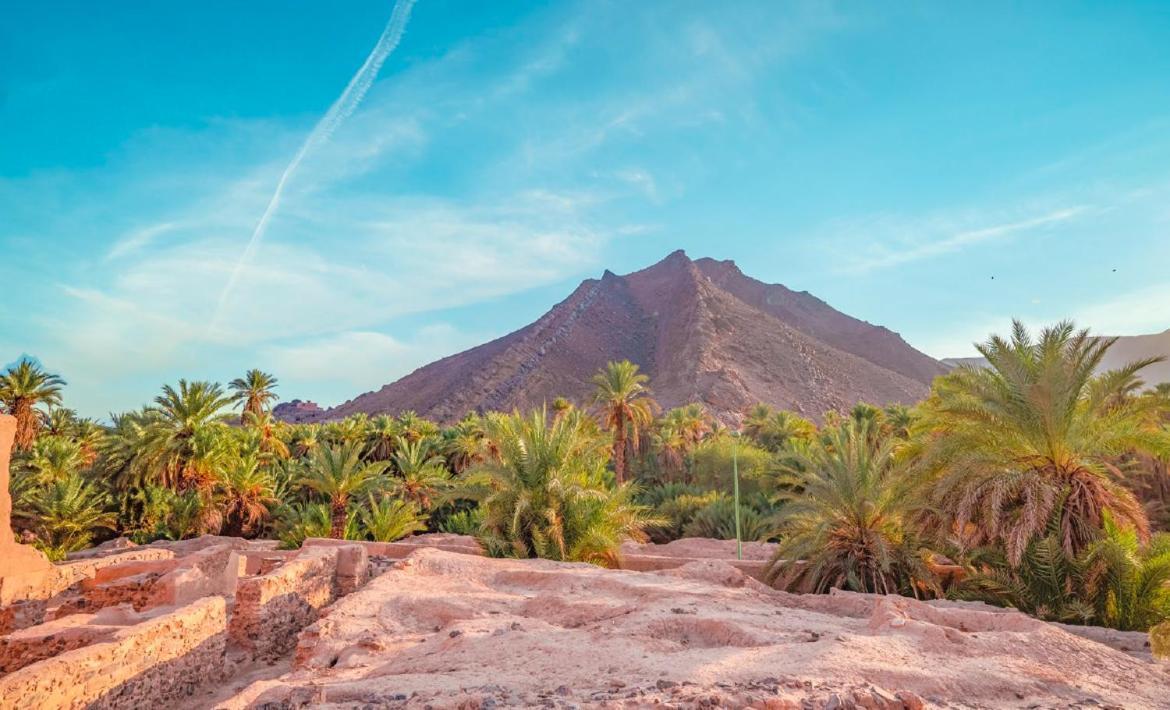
[23, 473, 116, 559]
[439, 507, 483, 535]
[682, 495, 772, 542]
[918, 321, 1170, 564]
[459, 408, 657, 566]
[953, 514, 1170, 630]
[688, 437, 774, 497]
[765, 419, 936, 596]
[360, 494, 428, 542]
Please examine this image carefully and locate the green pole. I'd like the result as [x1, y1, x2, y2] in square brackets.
[732, 432, 742, 560]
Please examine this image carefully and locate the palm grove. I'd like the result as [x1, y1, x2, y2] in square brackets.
[4, 321, 1170, 632]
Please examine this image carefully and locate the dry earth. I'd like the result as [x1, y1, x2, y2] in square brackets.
[219, 549, 1170, 709]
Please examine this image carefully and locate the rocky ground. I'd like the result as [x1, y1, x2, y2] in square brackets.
[216, 548, 1170, 709]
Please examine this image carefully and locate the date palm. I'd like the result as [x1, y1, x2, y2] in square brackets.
[242, 411, 290, 462]
[0, 360, 65, 451]
[366, 414, 401, 460]
[218, 454, 278, 536]
[25, 473, 116, 559]
[229, 369, 279, 423]
[765, 419, 936, 596]
[139, 381, 234, 490]
[20, 436, 85, 483]
[459, 408, 656, 566]
[919, 321, 1170, 565]
[591, 360, 657, 485]
[299, 443, 388, 538]
[360, 494, 427, 542]
[389, 437, 451, 509]
[742, 403, 816, 453]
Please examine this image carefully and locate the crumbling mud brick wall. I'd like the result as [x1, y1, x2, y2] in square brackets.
[0, 596, 226, 709]
[229, 546, 339, 660]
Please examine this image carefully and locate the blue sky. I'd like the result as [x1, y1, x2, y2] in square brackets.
[3, 0, 1170, 418]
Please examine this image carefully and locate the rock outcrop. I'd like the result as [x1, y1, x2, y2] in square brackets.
[220, 548, 1170, 709]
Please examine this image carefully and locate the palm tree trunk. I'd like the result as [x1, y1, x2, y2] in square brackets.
[330, 499, 348, 539]
[11, 398, 37, 451]
[613, 410, 627, 485]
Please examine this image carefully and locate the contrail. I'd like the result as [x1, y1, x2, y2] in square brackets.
[209, 0, 417, 336]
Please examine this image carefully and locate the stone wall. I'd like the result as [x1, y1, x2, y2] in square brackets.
[229, 547, 340, 660]
[0, 597, 227, 709]
[52, 543, 240, 618]
[0, 414, 55, 608]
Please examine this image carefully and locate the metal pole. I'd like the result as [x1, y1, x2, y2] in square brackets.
[732, 432, 742, 560]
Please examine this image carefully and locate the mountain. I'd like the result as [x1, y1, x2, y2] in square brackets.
[299, 250, 949, 424]
[943, 329, 1170, 385]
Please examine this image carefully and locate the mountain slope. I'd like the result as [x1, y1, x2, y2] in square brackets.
[300, 251, 945, 423]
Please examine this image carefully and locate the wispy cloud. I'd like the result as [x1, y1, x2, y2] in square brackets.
[837, 205, 1090, 274]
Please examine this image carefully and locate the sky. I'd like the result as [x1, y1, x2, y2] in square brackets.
[2, 0, 1170, 418]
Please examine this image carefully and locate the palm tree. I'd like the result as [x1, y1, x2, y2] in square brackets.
[288, 424, 321, 459]
[241, 411, 290, 462]
[366, 414, 401, 460]
[742, 403, 816, 453]
[919, 321, 1170, 564]
[24, 473, 116, 559]
[591, 360, 657, 485]
[19, 436, 86, 483]
[0, 360, 65, 451]
[389, 437, 451, 509]
[397, 411, 439, 443]
[299, 443, 388, 538]
[459, 408, 656, 566]
[218, 454, 278, 536]
[360, 494, 427, 542]
[138, 381, 234, 490]
[444, 415, 490, 473]
[229, 369, 279, 423]
[765, 419, 936, 596]
[953, 513, 1170, 630]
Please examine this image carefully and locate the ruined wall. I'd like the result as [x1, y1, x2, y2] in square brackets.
[53, 543, 240, 618]
[0, 597, 226, 709]
[229, 547, 339, 660]
[0, 415, 55, 608]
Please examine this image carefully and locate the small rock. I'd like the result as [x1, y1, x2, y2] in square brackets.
[656, 679, 678, 690]
[449, 629, 463, 638]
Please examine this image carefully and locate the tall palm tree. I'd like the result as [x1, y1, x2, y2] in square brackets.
[765, 419, 936, 596]
[299, 443, 388, 538]
[229, 369, 279, 423]
[459, 408, 655, 566]
[591, 360, 657, 485]
[919, 321, 1170, 564]
[389, 437, 451, 509]
[0, 360, 65, 451]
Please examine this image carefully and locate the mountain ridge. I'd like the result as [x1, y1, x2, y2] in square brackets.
[279, 251, 948, 424]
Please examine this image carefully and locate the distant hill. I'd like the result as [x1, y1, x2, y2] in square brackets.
[942, 329, 1170, 385]
[289, 251, 948, 424]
